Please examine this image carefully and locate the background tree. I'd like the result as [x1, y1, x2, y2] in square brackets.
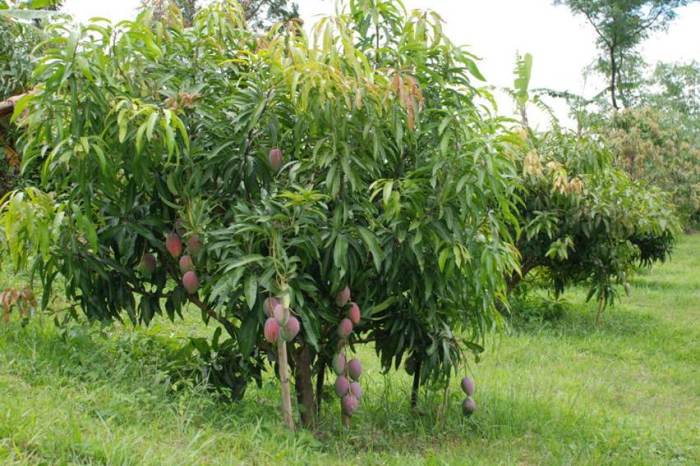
[600, 107, 700, 227]
[506, 54, 678, 324]
[141, 0, 199, 26]
[141, 0, 299, 29]
[508, 129, 677, 324]
[577, 61, 700, 229]
[1, 0, 62, 196]
[645, 61, 700, 125]
[554, 0, 694, 110]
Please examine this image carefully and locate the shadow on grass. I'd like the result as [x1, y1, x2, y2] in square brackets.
[1, 317, 694, 464]
[311, 379, 679, 463]
[628, 276, 700, 292]
[509, 292, 663, 338]
[508, 294, 700, 369]
[0, 319, 603, 454]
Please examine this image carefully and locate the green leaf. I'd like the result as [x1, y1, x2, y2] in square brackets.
[223, 255, 264, 272]
[333, 235, 348, 274]
[357, 226, 383, 271]
[438, 248, 450, 272]
[10, 94, 32, 122]
[465, 58, 486, 81]
[298, 307, 320, 351]
[382, 181, 393, 206]
[238, 314, 258, 357]
[244, 274, 257, 310]
[146, 111, 159, 141]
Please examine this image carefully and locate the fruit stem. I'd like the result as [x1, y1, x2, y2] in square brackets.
[277, 340, 295, 430]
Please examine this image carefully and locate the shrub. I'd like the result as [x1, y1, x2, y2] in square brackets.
[508, 129, 679, 323]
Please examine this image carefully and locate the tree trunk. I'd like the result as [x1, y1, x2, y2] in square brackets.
[506, 272, 523, 294]
[616, 55, 626, 108]
[410, 359, 422, 408]
[506, 259, 535, 294]
[595, 292, 606, 327]
[609, 46, 619, 110]
[315, 358, 326, 417]
[292, 343, 317, 428]
[277, 340, 295, 430]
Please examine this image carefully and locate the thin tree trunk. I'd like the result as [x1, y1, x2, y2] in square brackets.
[277, 340, 295, 430]
[439, 373, 451, 425]
[609, 46, 619, 110]
[293, 343, 317, 428]
[616, 55, 626, 108]
[506, 272, 523, 294]
[595, 293, 606, 327]
[315, 358, 326, 417]
[410, 359, 422, 408]
[506, 260, 535, 294]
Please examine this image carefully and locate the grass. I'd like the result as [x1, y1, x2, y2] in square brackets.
[0, 235, 698, 465]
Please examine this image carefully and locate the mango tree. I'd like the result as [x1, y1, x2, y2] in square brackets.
[508, 129, 677, 322]
[503, 53, 678, 324]
[0, 0, 519, 428]
[1, 0, 63, 196]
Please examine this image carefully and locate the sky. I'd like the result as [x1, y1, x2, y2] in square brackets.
[60, 0, 700, 128]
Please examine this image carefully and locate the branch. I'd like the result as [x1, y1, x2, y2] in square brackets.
[582, 9, 612, 48]
[632, 7, 667, 37]
[0, 94, 25, 118]
[188, 293, 239, 339]
[159, 256, 239, 339]
[244, 0, 265, 23]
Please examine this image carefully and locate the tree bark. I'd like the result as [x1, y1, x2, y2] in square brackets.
[315, 358, 326, 417]
[410, 359, 422, 408]
[0, 100, 15, 118]
[609, 46, 619, 110]
[506, 259, 536, 294]
[0, 94, 26, 118]
[277, 340, 295, 430]
[187, 295, 239, 339]
[292, 343, 317, 428]
[595, 292, 606, 327]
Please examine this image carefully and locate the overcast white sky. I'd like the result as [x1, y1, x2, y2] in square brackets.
[61, 0, 700, 127]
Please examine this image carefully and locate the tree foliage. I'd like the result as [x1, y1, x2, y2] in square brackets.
[509, 129, 677, 319]
[1, 0, 62, 197]
[141, 0, 299, 29]
[601, 107, 700, 227]
[0, 0, 63, 100]
[506, 54, 678, 323]
[645, 61, 700, 125]
[566, 61, 700, 229]
[0, 0, 518, 426]
[554, 0, 694, 109]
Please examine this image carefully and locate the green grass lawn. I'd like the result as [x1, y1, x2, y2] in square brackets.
[1, 235, 698, 465]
